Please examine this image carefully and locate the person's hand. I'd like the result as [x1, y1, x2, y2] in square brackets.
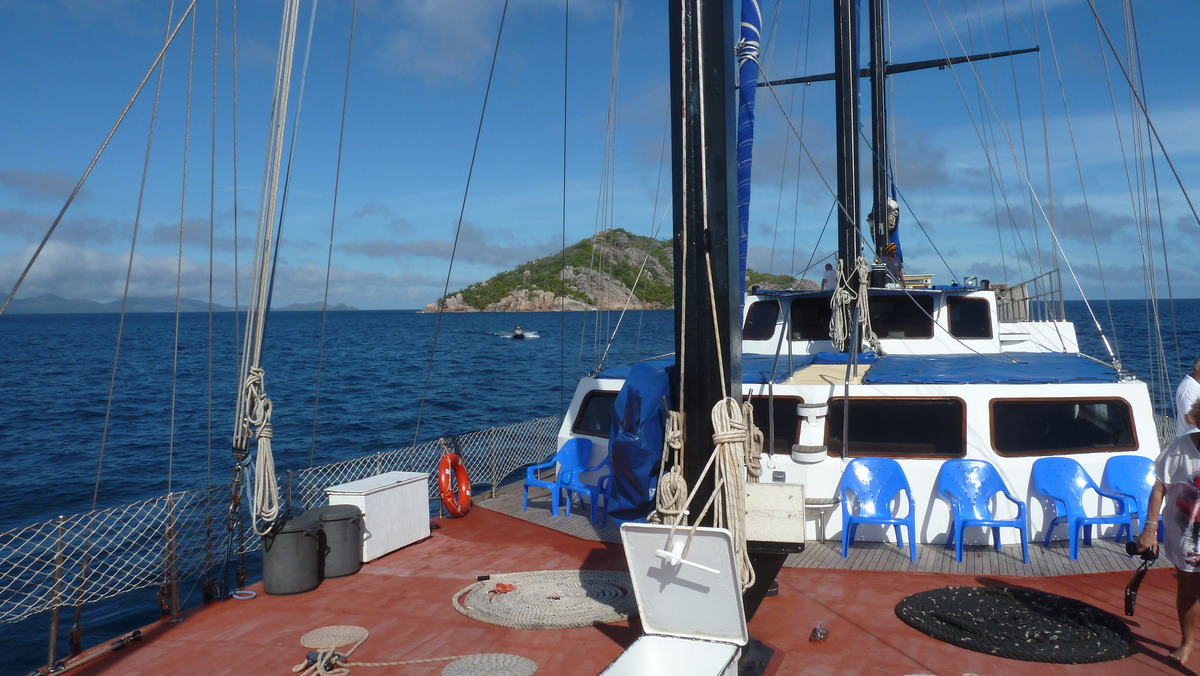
[1135, 523, 1159, 554]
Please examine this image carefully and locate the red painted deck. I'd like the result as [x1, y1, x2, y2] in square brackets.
[69, 507, 1195, 676]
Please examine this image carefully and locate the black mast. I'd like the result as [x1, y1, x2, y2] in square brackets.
[834, 0, 861, 339]
[868, 0, 889, 287]
[670, 0, 740, 524]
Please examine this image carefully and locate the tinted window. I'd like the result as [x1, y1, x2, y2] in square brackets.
[948, 296, 992, 339]
[992, 399, 1136, 456]
[790, 296, 833, 340]
[827, 398, 965, 457]
[870, 294, 935, 339]
[747, 396, 804, 454]
[572, 391, 617, 438]
[743, 301, 780, 341]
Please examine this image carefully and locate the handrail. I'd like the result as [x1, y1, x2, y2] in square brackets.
[997, 269, 1064, 323]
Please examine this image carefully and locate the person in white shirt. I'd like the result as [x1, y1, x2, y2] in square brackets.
[1137, 398, 1200, 663]
[1177, 357, 1200, 437]
[820, 263, 837, 291]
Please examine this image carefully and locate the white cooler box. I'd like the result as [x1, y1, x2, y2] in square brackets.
[326, 471, 430, 562]
[600, 523, 747, 676]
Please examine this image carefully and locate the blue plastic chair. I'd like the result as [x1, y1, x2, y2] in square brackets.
[562, 453, 613, 527]
[937, 459, 1029, 564]
[1032, 457, 1136, 560]
[838, 458, 918, 562]
[1101, 455, 1163, 542]
[522, 438, 593, 516]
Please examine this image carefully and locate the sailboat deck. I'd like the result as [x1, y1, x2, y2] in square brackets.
[485, 480, 1143, 577]
[67, 499, 1187, 676]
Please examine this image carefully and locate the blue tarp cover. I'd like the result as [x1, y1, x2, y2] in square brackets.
[606, 361, 671, 521]
[861, 353, 1120, 385]
[595, 353, 812, 385]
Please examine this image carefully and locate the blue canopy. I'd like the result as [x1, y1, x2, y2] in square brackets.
[606, 361, 672, 521]
[861, 353, 1120, 385]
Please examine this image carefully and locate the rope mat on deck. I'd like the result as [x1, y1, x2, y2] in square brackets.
[895, 587, 1131, 664]
[453, 570, 637, 629]
[293, 625, 537, 676]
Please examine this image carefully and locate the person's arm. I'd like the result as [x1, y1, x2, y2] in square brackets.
[1135, 479, 1166, 553]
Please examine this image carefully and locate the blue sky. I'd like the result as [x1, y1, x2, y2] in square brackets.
[0, 0, 1196, 309]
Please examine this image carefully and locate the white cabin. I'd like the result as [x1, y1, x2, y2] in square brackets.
[560, 281, 1161, 549]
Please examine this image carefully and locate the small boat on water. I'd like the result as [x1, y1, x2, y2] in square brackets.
[512, 326, 525, 340]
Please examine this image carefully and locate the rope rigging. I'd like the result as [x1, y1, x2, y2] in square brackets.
[232, 0, 302, 536]
[413, 0, 510, 447]
[310, 0, 359, 467]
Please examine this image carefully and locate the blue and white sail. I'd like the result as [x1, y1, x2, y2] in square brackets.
[735, 0, 762, 305]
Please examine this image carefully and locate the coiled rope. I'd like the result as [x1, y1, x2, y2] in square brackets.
[452, 570, 636, 630]
[291, 625, 537, 676]
[709, 398, 761, 591]
[654, 397, 764, 591]
[650, 410, 687, 525]
[829, 256, 879, 353]
[242, 367, 280, 534]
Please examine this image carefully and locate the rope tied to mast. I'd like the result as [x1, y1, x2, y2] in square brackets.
[829, 256, 879, 353]
[655, 397, 763, 591]
[237, 366, 280, 534]
[650, 410, 687, 525]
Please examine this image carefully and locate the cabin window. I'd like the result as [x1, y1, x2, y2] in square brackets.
[947, 296, 992, 339]
[991, 398, 1137, 456]
[572, 391, 618, 439]
[870, 294, 935, 339]
[743, 301, 780, 341]
[747, 395, 804, 455]
[826, 398, 966, 458]
[790, 296, 833, 341]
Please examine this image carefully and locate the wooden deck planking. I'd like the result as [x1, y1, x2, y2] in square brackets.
[479, 482, 1145, 577]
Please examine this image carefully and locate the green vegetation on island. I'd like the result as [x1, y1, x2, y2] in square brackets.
[432, 228, 816, 312]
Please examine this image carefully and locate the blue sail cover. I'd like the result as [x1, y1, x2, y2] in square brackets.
[736, 0, 762, 307]
[607, 361, 671, 521]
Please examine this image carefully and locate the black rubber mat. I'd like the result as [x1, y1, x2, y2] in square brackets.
[895, 586, 1131, 664]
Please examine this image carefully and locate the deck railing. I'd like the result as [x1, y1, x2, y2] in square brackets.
[997, 269, 1064, 322]
[0, 415, 563, 635]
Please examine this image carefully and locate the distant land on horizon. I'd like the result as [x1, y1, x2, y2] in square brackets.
[5, 294, 359, 314]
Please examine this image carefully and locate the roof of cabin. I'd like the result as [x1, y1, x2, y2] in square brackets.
[861, 352, 1119, 384]
[595, 352, 1120, 385]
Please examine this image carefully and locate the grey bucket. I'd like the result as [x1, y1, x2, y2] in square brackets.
[262, 511, 322, 595]
[318, 504, 364, 578]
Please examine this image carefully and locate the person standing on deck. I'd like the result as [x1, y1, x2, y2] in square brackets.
[821, 263, 836, 291]
[883, 243, 903, 286]
[1178, 357, 1200, 437]
[1136, 398, 1200, 664]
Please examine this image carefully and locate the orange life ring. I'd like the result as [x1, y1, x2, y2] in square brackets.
[438, 453, 472, 517]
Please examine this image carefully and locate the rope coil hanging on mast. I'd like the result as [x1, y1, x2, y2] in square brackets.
[829, 256, 878, 353]
[232, 0, 301, 537]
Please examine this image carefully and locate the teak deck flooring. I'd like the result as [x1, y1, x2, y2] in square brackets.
[496, 479, 1143, 576]
[67, 483, 1191, 676]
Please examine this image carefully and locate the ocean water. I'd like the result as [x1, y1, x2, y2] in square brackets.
[0, 298, 1197, 669]
[0, 308, 677, 532]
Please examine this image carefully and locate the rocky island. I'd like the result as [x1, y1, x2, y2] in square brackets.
[423, 228, 815, 313]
